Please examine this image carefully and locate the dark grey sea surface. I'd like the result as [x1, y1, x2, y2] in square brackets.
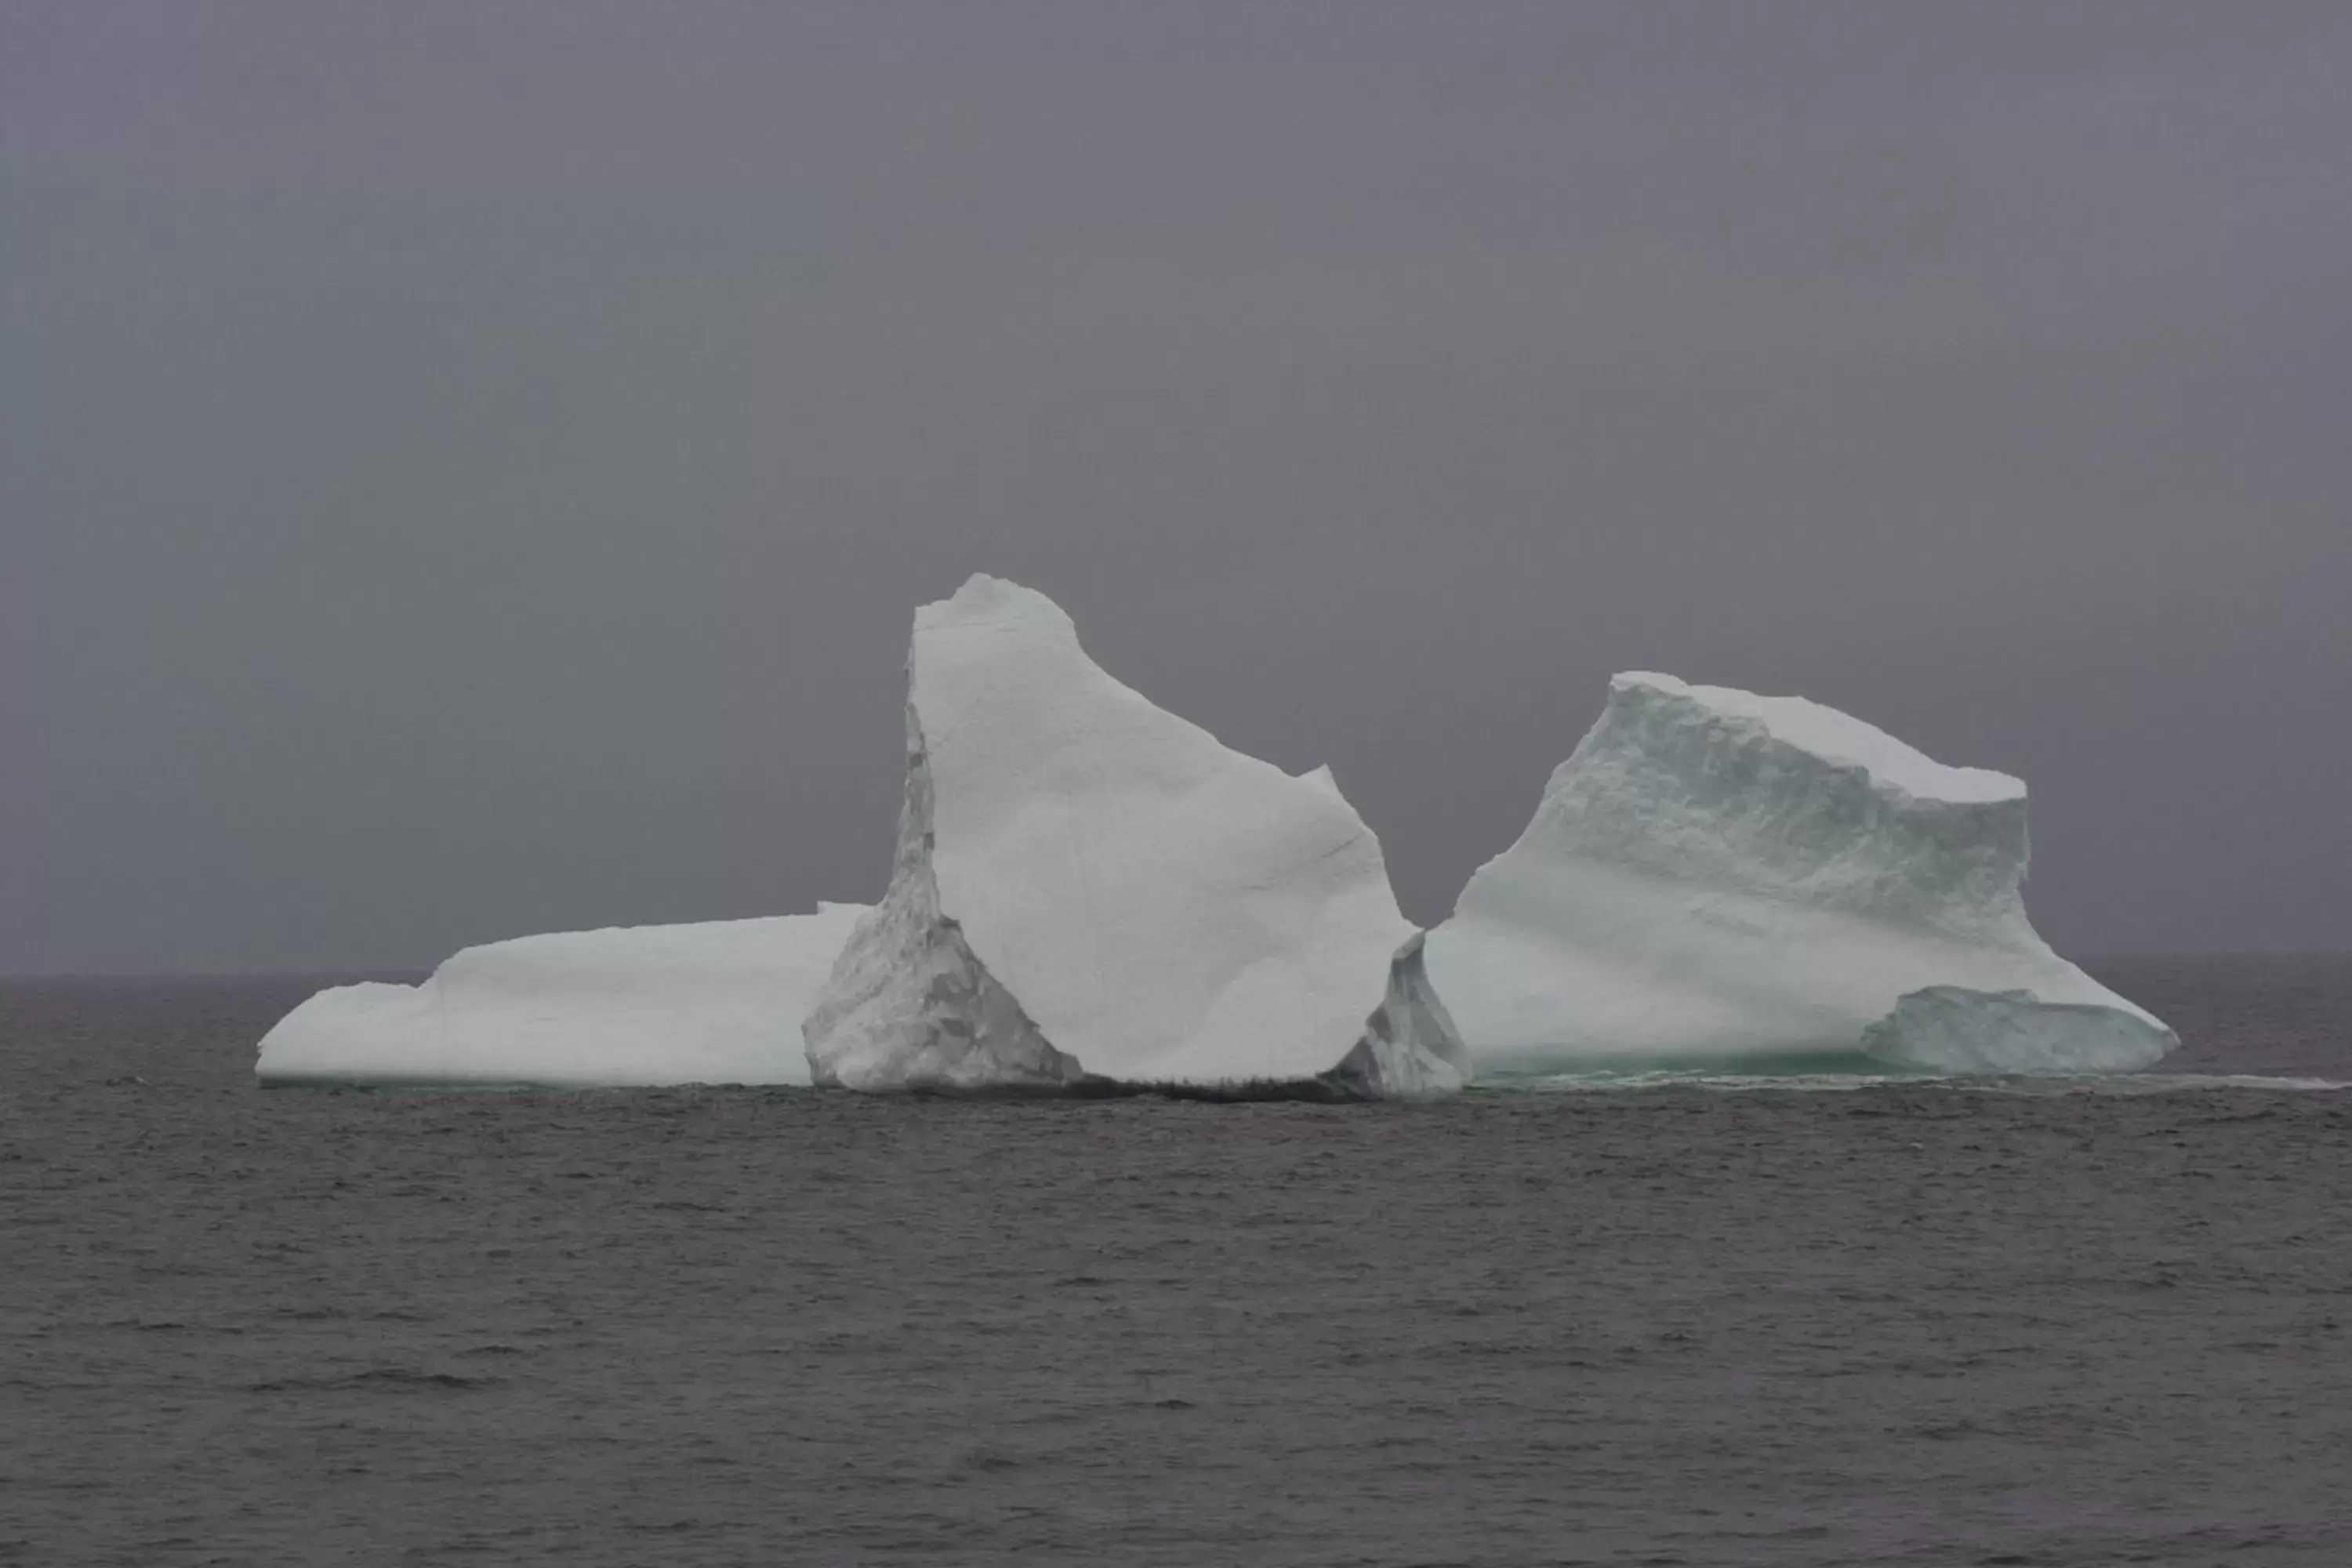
[4, 956, 2348, 1566]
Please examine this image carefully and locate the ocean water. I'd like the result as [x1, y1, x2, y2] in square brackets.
[2, 956, 2347, 1567]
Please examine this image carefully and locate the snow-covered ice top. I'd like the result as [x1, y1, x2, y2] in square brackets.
[256, 906, 868, 1087]
[1517, 672, 2044, 938]
[1616, 673, 2024, 805]
[804, 575, 1466, 1097]
[1425, 672, 2172, 1074]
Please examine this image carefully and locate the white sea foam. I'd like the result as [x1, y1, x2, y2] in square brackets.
[1476, 1069, 2346, 1095]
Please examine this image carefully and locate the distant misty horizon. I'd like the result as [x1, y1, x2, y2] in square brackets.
[5, 3, 2348, 972]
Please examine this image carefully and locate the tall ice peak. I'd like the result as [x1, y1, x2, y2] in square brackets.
[804, 574, 1468, 1098]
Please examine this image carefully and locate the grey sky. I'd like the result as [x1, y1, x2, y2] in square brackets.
[5, 2, 2347, 972]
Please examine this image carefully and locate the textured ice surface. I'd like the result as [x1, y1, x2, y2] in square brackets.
[1861, 986, 2179, 1075]
[256, 906, 868, 1087]
[804, 575, 1468, 1098]
[1424, 672, 2172, 1074]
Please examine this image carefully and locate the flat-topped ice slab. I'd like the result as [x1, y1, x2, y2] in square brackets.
[256, 906, 867, 1087]
[804, 575, 1467, 1099]
[1425, 671, 2172, 1074]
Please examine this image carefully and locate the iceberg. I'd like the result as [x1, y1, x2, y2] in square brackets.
[1423, 672, 2173, 1076]
[256, 906, 868, 1087]
[1860, 986, 2177, 1074]
[803, 575, 1467, 1099]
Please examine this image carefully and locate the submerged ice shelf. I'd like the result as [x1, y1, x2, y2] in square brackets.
[1861, 985, 2176, 1075]
[1424, 672, 2173, 1076]
[803, 575, 1468, 1099]
[256, 907, 867, 1087]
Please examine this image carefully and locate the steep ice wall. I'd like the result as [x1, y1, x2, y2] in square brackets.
[1424, 673, 2172, 1074]
[256, 906, 868, 1087]
[804, 575, 1468, 1098]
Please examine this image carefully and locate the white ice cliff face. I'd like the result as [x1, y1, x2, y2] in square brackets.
[1423, 673, 2173, 1075]
[802, 575, 1468, 1098]
[255, 906, 868, 1087]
